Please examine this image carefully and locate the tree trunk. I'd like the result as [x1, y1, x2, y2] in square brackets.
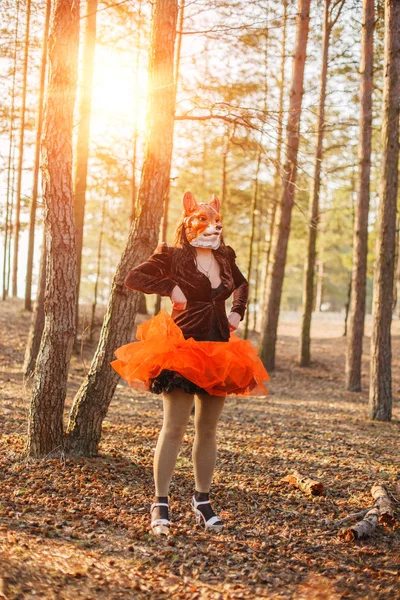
[154, 0, 184, 317]
[266, 0, 287, 275]
[27, 0, 80, 458]
[259, 0, 311, 371]
[245, 6, 268, 339]
[66, 0, 179, 456]
[392, 213, 400, 317]
[299, 0, 332, 366]
[130, 0, 142, 224]
[368, 0, 400, 422]
[23, 240, 47, 379]
[245, 148, 262, 339]
[2, 4, 20, 301]
[73, 0, 98, 346]
[343, 274, 352, 337]
[25, 0, 51, 312]
[89, 195, 106, 342]
[12, 0, 31, 298]
[345, 0, 374, 390]
[315, 257, 324, 311]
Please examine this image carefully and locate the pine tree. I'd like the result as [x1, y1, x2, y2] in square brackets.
[27, 0, 80, 457]
[368, 0, 400, 422]
[66, 0, 179, 456]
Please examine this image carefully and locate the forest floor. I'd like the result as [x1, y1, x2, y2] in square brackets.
[0, 299, 399, 600]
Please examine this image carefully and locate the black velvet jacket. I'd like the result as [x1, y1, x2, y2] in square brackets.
[124, 242, 249, 342]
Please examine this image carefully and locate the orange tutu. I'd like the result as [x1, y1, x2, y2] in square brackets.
[111, 309, 269, 397]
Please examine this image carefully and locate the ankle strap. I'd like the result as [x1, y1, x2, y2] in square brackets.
[151, 502, 169, 509]
[194, 499, 210, 505]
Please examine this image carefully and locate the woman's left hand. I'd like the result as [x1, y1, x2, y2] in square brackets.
[228, 312, 241, 331]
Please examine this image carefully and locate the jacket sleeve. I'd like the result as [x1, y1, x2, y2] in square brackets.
[124, 242, 177, 297]
[226, 246, 249, 321]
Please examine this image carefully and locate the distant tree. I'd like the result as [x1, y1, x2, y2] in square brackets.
[259, 0, 311, 370]
[346, 0, 374, 391]
[299, 0, 345, 366]
[368, 0, 400, 422]
[66, 0, 179, 456]
[73, 0, 98, 345]
[265, 0, 288, 279]
[2, 3, 20, 301]
[24, 0, 51, 312]
[27, 0, 80, 457]
[23, 243, 46, 378]
[12, 0, 31, 298]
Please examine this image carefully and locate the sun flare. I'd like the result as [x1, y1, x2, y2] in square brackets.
[90, 45, 147, 135]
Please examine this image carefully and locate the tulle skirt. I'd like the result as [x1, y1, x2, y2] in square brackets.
[110, 309, 270, 397]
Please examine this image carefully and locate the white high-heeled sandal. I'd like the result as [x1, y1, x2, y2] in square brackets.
[150, 502, 170, 535]
[192, 496, 223, 531]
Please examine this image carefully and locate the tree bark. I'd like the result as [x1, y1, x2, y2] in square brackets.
[299, 0, 332, 366]
[368, 0, 400, 422]
[345, 0, 374, 390]
[66, 0, 179, 456]
[23, 240, 47, 379]
[12, 0, 31, 298]
[73, 0, 98, 346]
[259, 0, 311, 371]
[25, 0, 51, 312]
[27, 0, 80, 458]
[393, 213, 400, 317]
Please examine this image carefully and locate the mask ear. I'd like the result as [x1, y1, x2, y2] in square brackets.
[182, 191, 199, 215]
[209, 194, 221, 214]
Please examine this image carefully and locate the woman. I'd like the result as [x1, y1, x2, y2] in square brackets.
[111, 191, 269, 535]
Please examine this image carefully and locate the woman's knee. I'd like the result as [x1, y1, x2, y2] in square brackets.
[194, 423, 218, 441]
[161, 422, 188, 442]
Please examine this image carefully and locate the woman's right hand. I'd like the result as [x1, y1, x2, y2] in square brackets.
[171, 285, 187, 310]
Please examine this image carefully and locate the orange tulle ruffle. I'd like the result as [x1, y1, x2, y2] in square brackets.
[110, 309, 270, 397]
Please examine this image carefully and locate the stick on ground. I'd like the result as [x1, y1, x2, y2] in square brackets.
[281, 470, 325, 497]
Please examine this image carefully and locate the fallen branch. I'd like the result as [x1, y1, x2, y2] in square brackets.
[339, 507, 379, 541]
[329, 508, 373, 528]
[338, 482, 396, 541]
[281, 470, 325, 497]
[371, 482, 395, 525]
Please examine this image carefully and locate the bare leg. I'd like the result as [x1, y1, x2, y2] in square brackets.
[153, 388, 194, 497]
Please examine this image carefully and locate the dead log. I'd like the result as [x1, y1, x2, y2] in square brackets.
[339, 506, 379, 541]
[371, 482, 395, 525]
[281, 470, 325, 497]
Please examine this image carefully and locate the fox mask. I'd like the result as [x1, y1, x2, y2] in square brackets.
[182, 192, 223, 250]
